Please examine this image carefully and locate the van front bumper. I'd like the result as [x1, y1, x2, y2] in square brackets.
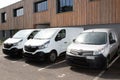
[2, 48, 22, 56]
[23, 52, 48, 61]
[66, 54, 106, 69]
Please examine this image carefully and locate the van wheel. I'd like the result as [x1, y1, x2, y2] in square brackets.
[48, 51, 57, 63]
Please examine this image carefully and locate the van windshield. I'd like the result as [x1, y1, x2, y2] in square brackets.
[13, 30, 32, 39]
[34, 29, 57, 39]
[75, 32, 107, 45]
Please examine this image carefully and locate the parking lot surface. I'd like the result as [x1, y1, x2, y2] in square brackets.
[0, 45, 120, 80]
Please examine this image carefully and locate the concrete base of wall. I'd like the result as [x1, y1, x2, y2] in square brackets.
[0, 29, 19, 41]
[83, 24, 120, 30]
[1, 23, 120, 41]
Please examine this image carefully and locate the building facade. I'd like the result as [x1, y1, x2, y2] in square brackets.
[0, 0, 120, 39]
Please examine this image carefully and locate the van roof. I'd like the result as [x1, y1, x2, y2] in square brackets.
[42, 27, 83, 30]
[84, 28, 113, 33]
[19, 29, 41, 32]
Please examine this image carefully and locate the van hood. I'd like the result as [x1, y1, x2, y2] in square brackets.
[25, 39, 50, 47]
[4, 38, 22, 44]
[68, 43, 107, 51]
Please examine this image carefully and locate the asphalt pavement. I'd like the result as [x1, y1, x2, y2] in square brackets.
[0, 45, 120, 80]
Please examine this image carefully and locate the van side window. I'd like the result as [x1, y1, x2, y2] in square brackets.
[55, 29, 66, 41]
[109, 32, 116, 44]
[28, 31, 39, 39]
[109, 33, 113, 41]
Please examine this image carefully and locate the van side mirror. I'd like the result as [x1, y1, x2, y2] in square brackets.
[110, 40, 116, 44]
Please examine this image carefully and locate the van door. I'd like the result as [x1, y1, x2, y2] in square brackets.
[109, 32, 118, 59]
[55, 29, 67, 54]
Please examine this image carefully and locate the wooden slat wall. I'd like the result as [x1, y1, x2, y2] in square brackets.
[75, 0, 87, 26]
[23, 0, 50, 28]
[86, 0, 100, 25]
[116, 0, 120, 23]
[50, 0, 74, 27]
[34, 11, 50, 25]
[23, 0, 33, 29]
[0, 1, 24, 30]
[0, 0, 50, 30]
[50, 0, 120, 27]
[33, 0, 50, 25]
[0, 0, 120, 30]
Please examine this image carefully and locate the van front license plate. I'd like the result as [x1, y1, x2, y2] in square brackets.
[86, 56, 95, 60]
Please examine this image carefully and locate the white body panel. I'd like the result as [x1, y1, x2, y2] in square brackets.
[67, 28, 119, 59]
[3, 29, 40, 50]
[23, 28, 84, 56]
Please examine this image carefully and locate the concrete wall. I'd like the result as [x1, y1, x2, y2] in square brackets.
[0, 29, 19, 41]
[1, 24, 120, 41]
[84, 24, 120, 30]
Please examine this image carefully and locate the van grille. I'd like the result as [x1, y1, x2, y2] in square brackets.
[70, 50, 93, 56]
[4, 44, 13, 48]
[25, 46, 38, 52]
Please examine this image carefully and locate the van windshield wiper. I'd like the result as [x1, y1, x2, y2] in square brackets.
[76, 42, 95, 45]
[81, 42, 105, 45]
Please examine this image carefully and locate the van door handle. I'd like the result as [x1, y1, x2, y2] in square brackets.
[64, 42, 67, 43]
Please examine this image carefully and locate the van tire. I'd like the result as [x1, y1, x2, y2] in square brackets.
[48, 51, 57, 63]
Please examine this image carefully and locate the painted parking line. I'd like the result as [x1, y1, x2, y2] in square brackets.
[58, 74, 66, 78]
[11, 61, 17, 63]
[38, 60, 66, 71]
[0, 55, 5, 57]
[10, 59, 24, 63]
[23, 64, 29, 67]
[93, 55, 120, 80]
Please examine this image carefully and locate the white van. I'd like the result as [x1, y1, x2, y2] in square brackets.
[23, 28, 83, 62]
[66, 28, 119, 69]
[2, 29, 40, 57]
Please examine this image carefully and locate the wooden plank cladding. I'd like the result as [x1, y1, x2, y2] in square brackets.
[50, 0, 120, 27]
[0, 0, 120, 30]
[34, 11, 50, 25]
[0, 1, 24, 30]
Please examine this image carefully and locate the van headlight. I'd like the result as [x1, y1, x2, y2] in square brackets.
[67, 49, 71, 53]
[13, 42, 19, 46]
[38, 41, 50, 49]
[93, 48, 105, 55]
[13, 39, 23, 46]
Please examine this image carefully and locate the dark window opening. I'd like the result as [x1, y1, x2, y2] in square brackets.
[34, 0, 48, 12]
[28, 30, 39, 39]
[13, 7, 24, 17]
[1, 12, 7, 23]
[55, 29, 66, 41]
[109, 32, 116, 44]
[57, 0, 73, 13]
[10, 30, 18, 37]
[109, 33, 114, 42]
[2, 30, 6, 38]
[75, 32, 107, 45]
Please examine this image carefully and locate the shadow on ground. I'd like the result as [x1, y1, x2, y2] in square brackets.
[70, 57, 120, 80]
[100, 58, 120, 80]
[4, 56, 24, 61]
[25, 55, 68, 68]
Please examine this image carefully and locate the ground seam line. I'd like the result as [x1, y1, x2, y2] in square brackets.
[38, 60, 66, 71]
[93, 55, 120, 80]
